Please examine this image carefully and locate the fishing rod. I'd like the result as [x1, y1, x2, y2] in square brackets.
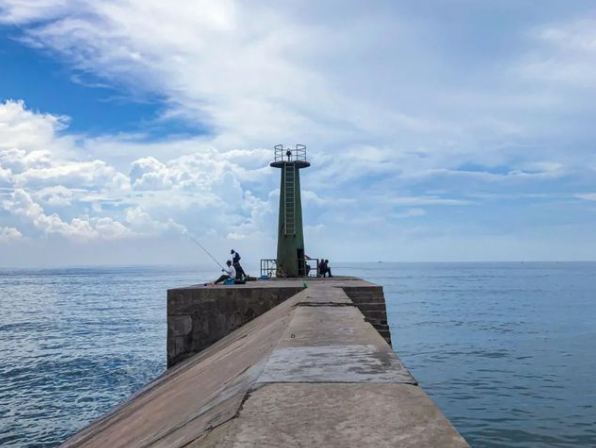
[183, 230, 225, 270]
[134, 210, 225, 271]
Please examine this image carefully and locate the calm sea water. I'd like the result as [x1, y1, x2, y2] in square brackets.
[0, 262, 594, 447]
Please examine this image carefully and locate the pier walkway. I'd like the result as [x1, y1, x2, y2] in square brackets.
[61, 280, 471, 448]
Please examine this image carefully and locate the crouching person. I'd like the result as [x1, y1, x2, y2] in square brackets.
[210, 260, 236, 285]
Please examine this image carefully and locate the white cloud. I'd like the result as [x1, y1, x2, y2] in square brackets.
[16, 160, 129, 190]
[387, 196, 472, 206]
[0, 100, 277, 250]
[0, 99, 67, 150]
[34, 186, 74, 206]
[130, 157, 173, 191]
[576, 193, 596, 202]
[2, 2, 594, 178]
[0, 226, 23, 243]
[124, 206, 185, 235]
[226, 232, 247, 240]
[394, 208, 426, 219]
[514, 18, 596, 103]
[0, 0, 78, 24]
[2, 189, 130, 240]
[0, 164, 11, 186]
[0, 147, 52, 174]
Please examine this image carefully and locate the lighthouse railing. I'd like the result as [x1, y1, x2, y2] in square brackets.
[273, 144, 307, 163]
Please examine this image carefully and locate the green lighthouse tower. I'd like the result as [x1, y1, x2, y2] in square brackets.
[271, 144, 310, 277]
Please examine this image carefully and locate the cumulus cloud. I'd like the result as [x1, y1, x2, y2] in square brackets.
[0, 100, 122, 192]
[3, 189, 130, 240]
[34, 186, 74, 206]
[130, 157, 173, 191]
[0, 226, 22, 243]
[0, 99, 67, 150]
[124, 206, 185, 235]
[0, 100, 276, 251]
[16, 160, 129, 190]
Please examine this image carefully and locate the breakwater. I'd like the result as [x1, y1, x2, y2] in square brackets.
[61, 276, 470, 447]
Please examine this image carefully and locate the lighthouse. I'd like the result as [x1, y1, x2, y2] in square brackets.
[271, 144, 310, 277]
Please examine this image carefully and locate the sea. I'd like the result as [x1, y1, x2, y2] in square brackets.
[0, 262, 594, 448]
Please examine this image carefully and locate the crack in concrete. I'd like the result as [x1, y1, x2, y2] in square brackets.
[295, 302, 355, 307]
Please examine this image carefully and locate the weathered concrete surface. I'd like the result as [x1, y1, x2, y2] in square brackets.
[63, 285, 471, 448]
[222, 384, 469, 448]
[257, 300, 415, 384]
[168, 277, 391, 367]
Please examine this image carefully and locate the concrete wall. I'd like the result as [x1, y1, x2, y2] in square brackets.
[343, 285, 392, 346]
[167, 285, 302, 367]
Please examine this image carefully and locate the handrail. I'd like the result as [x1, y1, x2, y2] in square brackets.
[273, 144, 307, 163]
[260, 257, 319, 278]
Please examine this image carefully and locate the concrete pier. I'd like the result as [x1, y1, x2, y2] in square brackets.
[61, 278, 471, 448]
[167, 277, 391, 367]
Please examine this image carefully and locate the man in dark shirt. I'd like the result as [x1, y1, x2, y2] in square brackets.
[230, 249, 246, 280]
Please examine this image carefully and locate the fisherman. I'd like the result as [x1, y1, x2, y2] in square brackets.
[318, 259, 333, 278]
[318, 259, 325, 277]
[210, 260, 236, 285]
[230, 249, 246, 280]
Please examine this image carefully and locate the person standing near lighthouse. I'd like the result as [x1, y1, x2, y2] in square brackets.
[231, 249, 246, 280]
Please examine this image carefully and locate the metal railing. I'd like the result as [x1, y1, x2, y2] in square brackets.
[260, 259, 280, 278]
[273, 144, 307, 163]
[303, 258, 319, 277]
[260, 258, 320, 278]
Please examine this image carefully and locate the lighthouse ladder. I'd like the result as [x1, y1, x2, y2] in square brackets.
[284, 163, 296, 235]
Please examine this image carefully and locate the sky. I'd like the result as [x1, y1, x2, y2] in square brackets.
[1, 0, 596, 267]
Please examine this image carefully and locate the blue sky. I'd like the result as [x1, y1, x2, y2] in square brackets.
[1, 0, 596, 266]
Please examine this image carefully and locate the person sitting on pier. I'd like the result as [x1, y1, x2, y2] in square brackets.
[318, 259, 333, 278]
[319, 259, 332, 277]
[318, 259, 325, 277]
[230, 249, 246, 280]
[304, 254, 313, 276]
[211, 260, 236, 285]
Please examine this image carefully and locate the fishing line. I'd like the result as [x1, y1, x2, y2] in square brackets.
[183, 230, 225, 270]
[148, 210, 225, 271]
